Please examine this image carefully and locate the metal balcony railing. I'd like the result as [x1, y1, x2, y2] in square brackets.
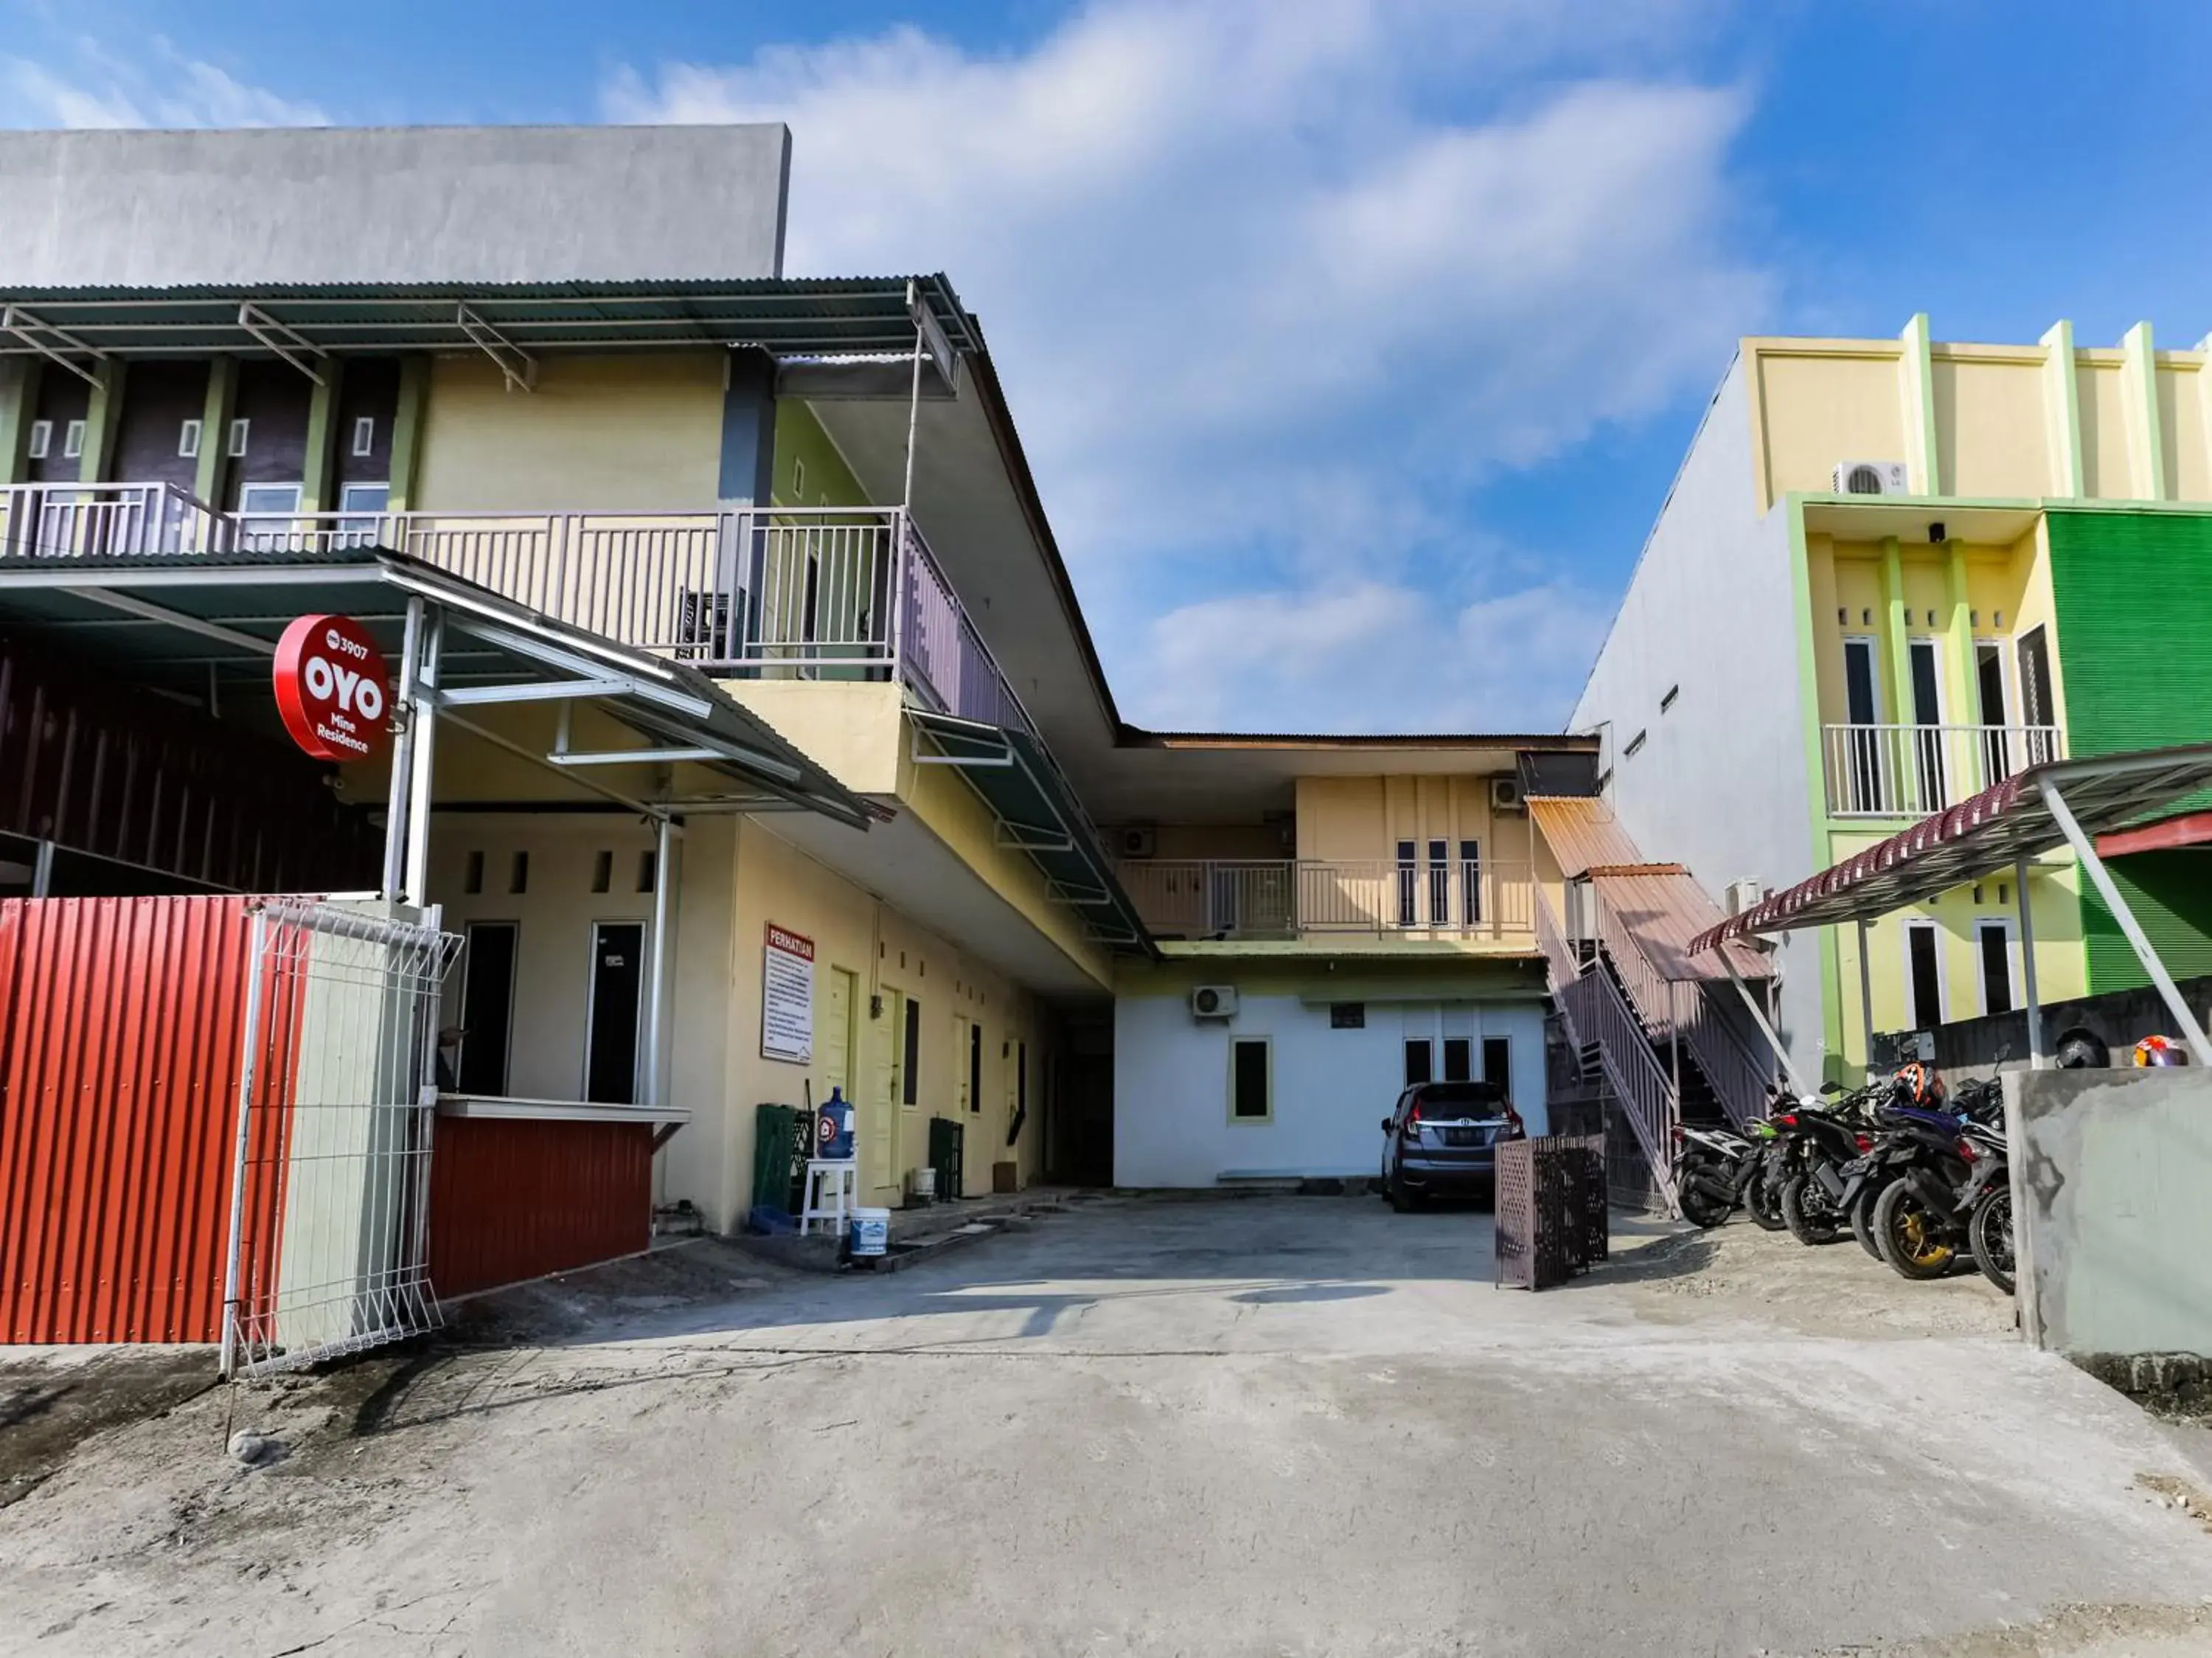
[1, 486, 1051, 757]
[1115, 858, 1536, 940]
[1822, 721, 2061, 817]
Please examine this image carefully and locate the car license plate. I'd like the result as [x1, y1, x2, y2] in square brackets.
[1442, 1128, 1480, 1147]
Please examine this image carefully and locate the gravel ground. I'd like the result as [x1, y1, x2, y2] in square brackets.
[1, 1196, 2208, 1657]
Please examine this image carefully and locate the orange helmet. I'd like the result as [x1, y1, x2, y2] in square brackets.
[2133, 1035, 2186, 1067]
[1893, 1061, 1944, 1106]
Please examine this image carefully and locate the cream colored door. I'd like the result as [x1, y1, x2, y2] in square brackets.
[868, 987, 900, 1195]
[818, 965, 855, 1124]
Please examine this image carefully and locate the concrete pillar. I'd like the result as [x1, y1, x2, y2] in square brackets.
[2039, 321, 2084, 498]
[1878, 535, 1914, 726]
[386, 356, 431, 512]
[77, 360, 126, 484]
[194, 358, 237, 507]
[2121, 320, 2166, 502]
[302, 358, 347, 513]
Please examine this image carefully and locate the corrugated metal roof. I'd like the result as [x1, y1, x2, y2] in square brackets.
[1589, 867, 1770, 982]
[1527, 795, 1644, 878]
[0, 274, 981, 361]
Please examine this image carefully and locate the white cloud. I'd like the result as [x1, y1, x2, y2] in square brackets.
[608, 0, 1771, 729]
[1, 39, 325, 130]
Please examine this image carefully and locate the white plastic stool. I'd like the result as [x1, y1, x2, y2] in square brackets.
[800, 1159, 860, 1236]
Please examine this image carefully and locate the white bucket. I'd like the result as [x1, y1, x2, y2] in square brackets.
[905, 1166, 939, 1203]
[849, 1207, 891, 1258]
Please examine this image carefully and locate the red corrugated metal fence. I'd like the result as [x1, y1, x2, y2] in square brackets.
[428, 1117, 653, 1299]
[0, 896, 293, 1343]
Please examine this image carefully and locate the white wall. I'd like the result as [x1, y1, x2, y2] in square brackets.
[1571, 353, 1828, 1077]
[1113, 993, 1549, 1187]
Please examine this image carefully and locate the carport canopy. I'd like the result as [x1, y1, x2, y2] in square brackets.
[1689, 743, 2212, 1070]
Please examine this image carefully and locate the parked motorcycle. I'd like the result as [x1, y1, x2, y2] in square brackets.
[1739, 1117, 1788, 1232]
[1863, 1076, 1998, 1281]
[1957, 1113, 2014, 1295]
[1770, 1084, 1873, 1246]
[1674, 1120, 1756, 1229]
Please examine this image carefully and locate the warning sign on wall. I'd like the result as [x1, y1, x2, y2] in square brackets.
[762, 923, 816, 1064]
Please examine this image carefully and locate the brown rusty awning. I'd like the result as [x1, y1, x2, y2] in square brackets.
[1591, 866, 1771, 982]
[1527, 795, 1643, 877]
[1691, 742, 2212, 954]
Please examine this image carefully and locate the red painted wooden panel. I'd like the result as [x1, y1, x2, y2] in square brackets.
[427, 1117, 653, 1299]
[0, 896, 279, 1342]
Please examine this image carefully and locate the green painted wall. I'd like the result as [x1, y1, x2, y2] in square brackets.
[2047, 510, 2212, 991]
[771, 400, 868, 508]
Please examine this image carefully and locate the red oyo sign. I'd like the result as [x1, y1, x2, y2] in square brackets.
[273, 614, 392, 763]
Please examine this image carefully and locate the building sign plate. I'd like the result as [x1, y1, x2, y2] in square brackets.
[273, 614, 392, 763]
[762, 923, 815, 1064]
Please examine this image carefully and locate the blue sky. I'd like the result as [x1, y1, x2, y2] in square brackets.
[9, 0, 2212, 732]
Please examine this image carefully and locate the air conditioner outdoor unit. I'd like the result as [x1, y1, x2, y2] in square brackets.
[1118, 825, 1158, 859]
[1190, 985, 1239, 1020]
[1489, 776, 1526, 813]
[1832, 459, 1911, 497]
[1724, 878, 1767, 916]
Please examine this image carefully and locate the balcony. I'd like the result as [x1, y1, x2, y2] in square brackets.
[1116, 858, 1537, 943]
[0, 483, 1041, 751]
[1822, 722, 2062, 818]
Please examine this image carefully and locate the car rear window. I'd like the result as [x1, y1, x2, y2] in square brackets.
[1416, 1082, 1506, 1114]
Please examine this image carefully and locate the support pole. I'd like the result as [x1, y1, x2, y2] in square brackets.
[381, 597, 424, 901]
[2015, 857, 2046, 1069]
[219, 907, 270, 1379]
[2042, 779, 2212, 1065]
[402, 606, 443, 907]
[1855, 917, 1879, 1082]
[647, 814, 675, 1109]
[900, 287, 925, 510]
[1721, 950, 1813, 1098]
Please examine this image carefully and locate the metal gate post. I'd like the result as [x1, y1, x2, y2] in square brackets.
[402, 606, 444, 906]
[219, 906, 271, 1379]
[380, 596, 424, 900]
[2016, 857, 2047, 1068]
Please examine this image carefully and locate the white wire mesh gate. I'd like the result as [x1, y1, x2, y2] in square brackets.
[220, 900, 462, 1378]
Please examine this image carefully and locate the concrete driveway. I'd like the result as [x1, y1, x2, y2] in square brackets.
[4, 1194, 2211, 1657]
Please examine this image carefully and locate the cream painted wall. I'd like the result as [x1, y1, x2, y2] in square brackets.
[414, 351, 725, 511]
[1933, 355, 2052, 498]
[725, 679, 904, 795]
[2156, 361, 2212, 501]
[2076, 359, 2135, 501]
[1755, 348, 1907, 507]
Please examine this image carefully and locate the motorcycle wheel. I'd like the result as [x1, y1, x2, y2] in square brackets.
[1677, 1171, 1733, 1229]
[1781, 1174, 1843, 1245]
[1872, 1179, 1958, 1280]
[1742, 1168, 1788, 1232]
[1969, 1189, 2015, 1296]
[1848, 1179, 1888, 1260]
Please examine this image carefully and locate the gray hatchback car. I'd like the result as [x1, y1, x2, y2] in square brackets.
[1379, 1080, 1523, 1210]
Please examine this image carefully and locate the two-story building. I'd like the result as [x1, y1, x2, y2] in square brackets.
[1575, 316, 2212, 1082]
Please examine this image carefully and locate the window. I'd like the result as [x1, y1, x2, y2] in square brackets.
[61, 420, 86, 460]
[591, 850, 613, 894]
[792, 457, 807, 497]
[1427, 839, 1448, 926]
[226, 417, 250, 457]
[636, 850, 656, 893]
[1660, 683, 1680, 713]
[1482, 1037, 1512, 1096]
[901, 996, 921, 1107]
[1978, 922, 2014, 1016]
[2017, 625, 2056, 763]
[968, 1020, 983, 1114]
[1230, 1037, 1271, 1121]
[24, 420, 50, 460]
[1905, 923, 1943, 1030]
[238, 483, 302, 515]
[1460, 839, 1481, 926]
[1623, 729, 1646, 758]
[178, 418, 202, 459]
[351, 415, 376, 457]
[1396, 840, 1417, 928]
[1403, 1038, 1433, 1086]
[508, 851, 529, 895]
[1329, 1002, 1365, 1030]
[462, 850, 484, 895]
[1443, 1037, 1472, 1082]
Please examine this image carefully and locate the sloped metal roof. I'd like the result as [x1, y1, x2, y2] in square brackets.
[1527, 795, 1644, 878]
[0, 275, 980, 361]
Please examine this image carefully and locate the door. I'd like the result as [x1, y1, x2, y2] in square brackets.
[871, 986, 902, 1193]
[456, 921, 517, 1095]
[1842, 637, 1883, 810]
[585, 922, 644, 1104]
[818, 963, 857, 1125]
[2017, 625, 2057, 765]
[1905, 923, 1944, 1032]
[1975, 641, 2011, 783]
[1908, 638, 1946, 808]
[1977, 923, 2014, 1016]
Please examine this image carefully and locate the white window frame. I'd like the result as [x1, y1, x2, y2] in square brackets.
[350, 415, 376, 457]
[238, 482, 304, 516]
[177, 417, 202, 460]
[1900, 919, 1947, 1029]
[1228, 1034, 1273, 1124]
[1972, 637, 2014, 726]
[1974, 918, 2020, 1017]
[60, 419, 86, 461]
[24, 419, 52, 460]
[226, 417, 251, 458]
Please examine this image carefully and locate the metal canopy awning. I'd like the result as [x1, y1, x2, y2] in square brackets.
[0, 546, 872, 828]
[1690, 742, 2212, 1072]
[0, 275, 981, 367]
[1691, 743, 2212, 952]
[908, 710, 1155, 955]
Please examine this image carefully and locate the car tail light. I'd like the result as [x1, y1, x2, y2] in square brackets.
[1402, 1102, 1422, 1137]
